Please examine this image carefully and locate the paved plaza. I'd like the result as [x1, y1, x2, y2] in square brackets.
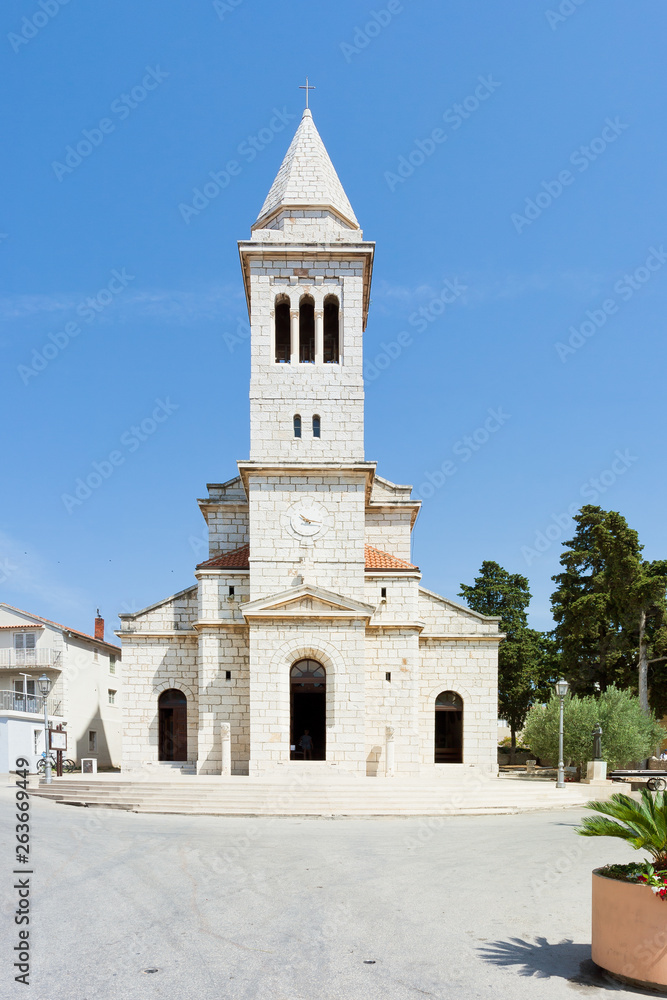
[1, 784, 648, 999]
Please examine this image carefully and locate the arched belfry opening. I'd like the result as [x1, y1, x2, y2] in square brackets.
[290, 659, 326, 760]
[434, 691, 463, 763]
[323, 295, 339, 363]
[158, 689, 187, 761]
[275, 295, 291, 363]
[299, 296, 315, 363]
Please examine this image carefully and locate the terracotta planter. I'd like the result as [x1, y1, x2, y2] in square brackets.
[592, 869, 667, 991]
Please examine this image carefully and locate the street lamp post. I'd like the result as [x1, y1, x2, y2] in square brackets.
[555, 678, 569, 789]
[37, 674, 52, 785]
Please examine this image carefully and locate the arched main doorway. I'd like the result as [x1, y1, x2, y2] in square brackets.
[290, 659, 326, 760]
[434, 691, 463, 763]
[158, 689, 187, 761]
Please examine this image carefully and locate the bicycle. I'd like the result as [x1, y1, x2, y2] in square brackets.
[36, 752, 77, 775]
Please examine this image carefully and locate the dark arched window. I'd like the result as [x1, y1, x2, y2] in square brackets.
[293, 414, 302, 438]
[275, 296, 291, 363]
[323, 295, 339, 363]
[434, 691, 463, 764]
[299, 296, 315, 363]
[312, 414, 321, 438]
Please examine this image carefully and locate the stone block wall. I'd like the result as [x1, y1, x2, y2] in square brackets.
[247, 472, 367, 601]
[365, 508, 415, 562]
[418, 637, 498, 774]
[196, 629, 249, 775]
[121, 635, 199, 771]
[197, 573, 249, 623]
[248, 620, 367, 776]
[248, 263, 366, 463]
[364, 628, 421, 776]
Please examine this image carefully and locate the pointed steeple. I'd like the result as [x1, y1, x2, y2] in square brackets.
[253, 109, 359, 231]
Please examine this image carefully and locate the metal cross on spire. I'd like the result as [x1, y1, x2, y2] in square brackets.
[299, 77, 315, 109]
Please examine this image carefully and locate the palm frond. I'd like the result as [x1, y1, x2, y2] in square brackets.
[576, 790, 667, 860]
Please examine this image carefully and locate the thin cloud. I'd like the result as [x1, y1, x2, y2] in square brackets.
[372, 268, 610, 314]
[0, 283, 245, 326]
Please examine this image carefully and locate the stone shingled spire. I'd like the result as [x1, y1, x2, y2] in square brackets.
[253, 108, 359, 231]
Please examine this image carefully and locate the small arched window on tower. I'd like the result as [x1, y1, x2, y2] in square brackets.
[275, 295, 291, 363]
[312, 414, 321, 438]
[293, 414, 302, 438]
[299, 295, 315, 363]
[323, 295, 340, 364]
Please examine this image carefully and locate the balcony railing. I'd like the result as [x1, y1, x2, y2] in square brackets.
[0, 648, 62, 668]
[0, 689, 62, 717]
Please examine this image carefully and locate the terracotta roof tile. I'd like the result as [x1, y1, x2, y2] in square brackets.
[196, 543, 418, 573]
[0, 624, 44, 629]
[196, 544, 250, 570]
[364, 545, 419, 572]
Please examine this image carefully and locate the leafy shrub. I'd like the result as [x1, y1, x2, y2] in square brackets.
[521, 685, 665, 770]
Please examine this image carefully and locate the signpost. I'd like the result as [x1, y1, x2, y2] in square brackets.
[49, 726, 67, 777]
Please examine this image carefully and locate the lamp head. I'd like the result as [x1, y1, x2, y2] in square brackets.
[555, 678, 569, 699]
[37, 673, 52, 697]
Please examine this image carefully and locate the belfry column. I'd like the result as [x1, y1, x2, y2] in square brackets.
[314, 309, 323, 365]
[290, 310, 299, 365]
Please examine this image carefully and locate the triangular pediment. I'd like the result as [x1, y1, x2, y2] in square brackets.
[240, 585, 374, 620]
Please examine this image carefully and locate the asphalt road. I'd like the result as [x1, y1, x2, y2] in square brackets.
[0, 782, 649, 999]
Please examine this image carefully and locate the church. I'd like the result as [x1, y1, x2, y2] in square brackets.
[119, 106, 501, 779]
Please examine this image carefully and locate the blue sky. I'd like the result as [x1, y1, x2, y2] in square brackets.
[1, 0, 666, 636]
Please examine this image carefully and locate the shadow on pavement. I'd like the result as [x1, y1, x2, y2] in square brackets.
[478, 937, 655, 993]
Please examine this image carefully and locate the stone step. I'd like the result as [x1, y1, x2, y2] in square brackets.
[30, 777, 601, 816]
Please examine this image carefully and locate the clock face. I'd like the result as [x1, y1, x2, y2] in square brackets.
[286, 500, 328, 539]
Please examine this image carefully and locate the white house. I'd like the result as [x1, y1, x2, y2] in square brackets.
[0, 604, 122, 772]
[119, 107, 501, 779]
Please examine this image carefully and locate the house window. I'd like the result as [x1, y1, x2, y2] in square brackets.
[293, 414, 302, 438]
[274, 296, 291, 363]
[225, 670, 232, 680]
[34, 730, 42, 754]
[381, 587, 387, 599]
[323, 295, 340, 363]
[299, 296, 315, 363]
[88, 731, 97, 752]
[14, 632, 36, 663]
[109, 656, 116, 674]
[312, 414, 321, 438]
[385, 672, 392, 682]
[108, 689, 116, 705]
[14, 679, 36, 696]
[229, 586, 235, 597]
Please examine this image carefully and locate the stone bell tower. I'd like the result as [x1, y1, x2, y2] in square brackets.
[238, 107, 374, 466]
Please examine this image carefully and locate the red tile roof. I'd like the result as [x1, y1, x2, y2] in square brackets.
[196, 543, 250, 570]
[197, 543, 418, 573]
[0, 624, 44, 629]
[0, 603, 121, 652]
[364, 545, 419, 572]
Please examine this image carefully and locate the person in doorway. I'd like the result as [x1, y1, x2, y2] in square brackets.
[299, 730, 314, 760]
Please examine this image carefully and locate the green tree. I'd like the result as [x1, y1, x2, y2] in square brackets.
[551, 506, 667, 713]
[459, 561, 552, 760]
[522, 686, 665, 770]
